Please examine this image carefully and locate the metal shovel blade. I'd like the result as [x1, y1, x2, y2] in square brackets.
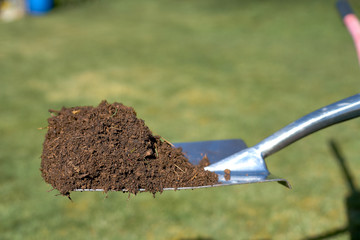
[174, 140, 291, 189]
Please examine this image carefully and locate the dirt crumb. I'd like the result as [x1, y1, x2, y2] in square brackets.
[224, 169, 231, 181]
[198, 154, 210, 168]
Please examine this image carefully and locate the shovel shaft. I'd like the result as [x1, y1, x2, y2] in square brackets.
[255, 94, 360, 158]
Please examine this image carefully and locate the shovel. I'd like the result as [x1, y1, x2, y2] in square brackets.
[76, 94, 360, 192]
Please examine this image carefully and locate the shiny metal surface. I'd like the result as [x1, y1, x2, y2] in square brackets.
[205, 94, 360, 173]
[174, 139, 247, 165]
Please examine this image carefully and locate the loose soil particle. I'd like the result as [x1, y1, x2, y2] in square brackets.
[224, 169, 231, 181]
[40, 101, 219, 197]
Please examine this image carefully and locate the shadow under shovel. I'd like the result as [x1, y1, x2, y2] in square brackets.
[303, 139, 360, 240]
[330, 139, 360, 240]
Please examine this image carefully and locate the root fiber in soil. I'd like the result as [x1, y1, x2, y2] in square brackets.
[40, 101, 219, 197]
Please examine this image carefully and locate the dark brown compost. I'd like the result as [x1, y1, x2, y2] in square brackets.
[40, 101, 219, 197]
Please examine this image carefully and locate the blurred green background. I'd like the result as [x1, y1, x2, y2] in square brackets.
[1, 0, 360, 239]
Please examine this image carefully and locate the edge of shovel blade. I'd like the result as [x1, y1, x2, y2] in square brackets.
[175, 139, 290, 188]
[74, 173, 291, 192]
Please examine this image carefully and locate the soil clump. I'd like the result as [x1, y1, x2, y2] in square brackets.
[41, 101, 219, 197]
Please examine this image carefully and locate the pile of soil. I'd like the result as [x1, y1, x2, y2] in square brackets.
[40, 101, 219, 197]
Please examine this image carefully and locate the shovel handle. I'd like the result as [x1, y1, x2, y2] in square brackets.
[255, 94, 360, 158]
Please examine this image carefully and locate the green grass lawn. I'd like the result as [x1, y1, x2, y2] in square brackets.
[1, 0, 360, 239]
